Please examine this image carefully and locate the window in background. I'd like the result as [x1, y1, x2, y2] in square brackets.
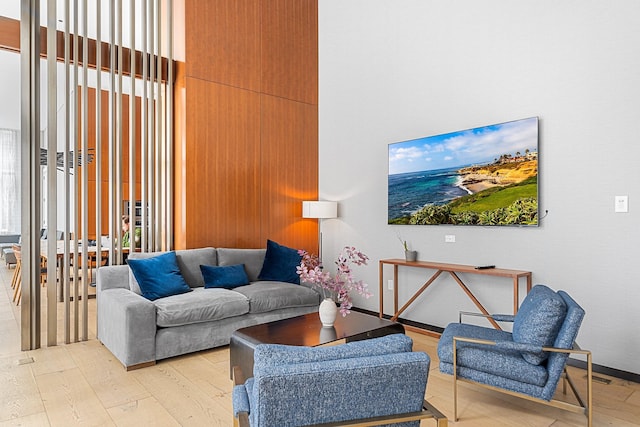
[0, 128, 20, 233]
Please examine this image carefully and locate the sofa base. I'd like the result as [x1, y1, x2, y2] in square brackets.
[126, 361, 156, 371]
[153, 306, 320, 362]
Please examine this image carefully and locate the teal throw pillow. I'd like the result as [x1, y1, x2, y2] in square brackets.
[201, 264, 250, 289]
[258, 239, 301, 284]
[128, 251, 192, 300]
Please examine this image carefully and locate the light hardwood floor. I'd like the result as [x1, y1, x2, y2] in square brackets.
[1, 265, 639, 426]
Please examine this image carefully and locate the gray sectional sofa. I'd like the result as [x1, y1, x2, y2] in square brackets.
[97, 247, 321, 370]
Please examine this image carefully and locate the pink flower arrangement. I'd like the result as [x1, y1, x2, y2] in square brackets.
[297, 246, 372, 316]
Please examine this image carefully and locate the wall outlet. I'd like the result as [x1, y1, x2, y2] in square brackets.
[445, 234, 456, 243]
[615, 195, 628, 213]
[387, 279, 394, 290]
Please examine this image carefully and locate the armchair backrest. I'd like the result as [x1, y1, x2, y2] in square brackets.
[246, 334, 429, 427]
[512, 284, 568, 365]
[540, 290, 585, 400]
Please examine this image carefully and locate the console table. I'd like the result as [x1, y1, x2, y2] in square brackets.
[378, 259, 532, 331]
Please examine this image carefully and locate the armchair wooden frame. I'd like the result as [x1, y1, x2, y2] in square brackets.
[452, 314, 593, 427]
[232, 365, 448, 427]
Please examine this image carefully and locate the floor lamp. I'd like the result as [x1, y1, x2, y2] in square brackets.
[302, 201, 338, 267]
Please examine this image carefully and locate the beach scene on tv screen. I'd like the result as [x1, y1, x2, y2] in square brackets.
[388, 117, 538, 226]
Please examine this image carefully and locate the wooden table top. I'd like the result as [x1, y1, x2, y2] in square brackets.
[232, 310, 404, 347]
[380, 258, 531, 277]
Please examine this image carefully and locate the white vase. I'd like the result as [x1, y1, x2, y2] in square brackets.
[319, 298, 338, 327]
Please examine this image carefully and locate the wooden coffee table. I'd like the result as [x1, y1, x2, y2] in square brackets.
[229, 310, 405, 378]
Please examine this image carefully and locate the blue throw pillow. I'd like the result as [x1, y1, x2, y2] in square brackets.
[258, 240, 301, 284]
[201, 264, 250, 289]
[128, 251, 192, 301]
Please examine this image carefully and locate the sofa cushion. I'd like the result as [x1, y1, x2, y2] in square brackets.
[128, 251, 192, 301]
[513, 285, 567, 365]
[258, 240, 301, 284]
[201, 264, 250, 289]
[154, 287, 250, 327]
[175, 247, 218, 287]
[0, 234, 20, 244]
[234, 281, 320, 314]
[217, 248, 266, 282]
[128, 247, 218, 293]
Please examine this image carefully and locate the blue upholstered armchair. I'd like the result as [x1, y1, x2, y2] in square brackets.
[438, 284, 592, 426]
[232, 334, 448, 427]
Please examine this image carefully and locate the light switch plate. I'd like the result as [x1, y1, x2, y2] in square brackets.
[615, 195, 628, 213]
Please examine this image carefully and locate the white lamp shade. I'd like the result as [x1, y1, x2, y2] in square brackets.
[302, 201, 338, 219]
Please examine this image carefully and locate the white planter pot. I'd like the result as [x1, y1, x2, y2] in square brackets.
[405, 250, 418, 262]
[319, 298, 338, 327]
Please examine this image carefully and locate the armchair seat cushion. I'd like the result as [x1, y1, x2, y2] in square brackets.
[438, 323, 549, 387]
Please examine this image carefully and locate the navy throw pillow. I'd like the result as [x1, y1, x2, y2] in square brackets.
[258, 239, 302, 284]
[128, 251, 192, 301]
[201, 264, 250, 289]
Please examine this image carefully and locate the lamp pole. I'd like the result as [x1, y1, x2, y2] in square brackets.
[302, 201, 338, 266]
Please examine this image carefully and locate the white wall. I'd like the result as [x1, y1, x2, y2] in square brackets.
[319, 0, 640, 375]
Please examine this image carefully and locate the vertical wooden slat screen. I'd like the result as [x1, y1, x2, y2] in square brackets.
[46, 0, 58, 346]
[19, 0, 175, 349]
[95, 0, 102, 305]
[81, 0, 90, 340]
[72, 0, 80, 342]
[166, 0, 174, 252]
[62, 0, 71, 344]
[128, 0, 137, 254]
[20, 0, 42, 350]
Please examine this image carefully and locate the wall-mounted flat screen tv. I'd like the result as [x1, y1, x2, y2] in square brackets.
[388, 117, 539, 226]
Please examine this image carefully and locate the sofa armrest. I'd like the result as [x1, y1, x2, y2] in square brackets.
[96, 265, 131, 291]
[97, 288, 156, 369]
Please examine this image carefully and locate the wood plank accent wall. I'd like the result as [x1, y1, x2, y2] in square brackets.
[175, 0, 319, 251]
[80, 88, 142, 240]
[261, 0, 318, 105]
[260, 95, 318, 249]
[185, 0, 261, 92]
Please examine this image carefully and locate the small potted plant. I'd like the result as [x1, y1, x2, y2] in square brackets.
[399, 237, 417, 262]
